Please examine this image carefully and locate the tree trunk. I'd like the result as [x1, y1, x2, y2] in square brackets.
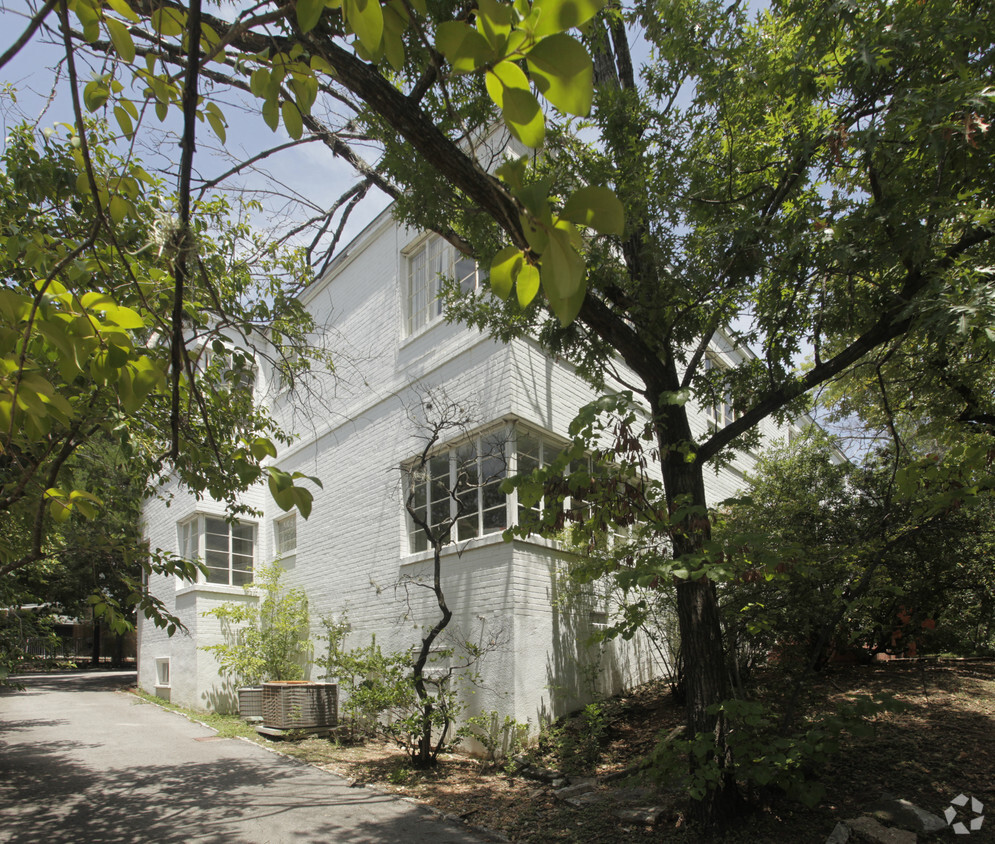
[657, 404, 740, 827]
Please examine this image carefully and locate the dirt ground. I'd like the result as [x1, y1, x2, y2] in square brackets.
[267, 660, 995, 843]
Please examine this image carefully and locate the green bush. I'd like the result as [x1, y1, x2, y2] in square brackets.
[201, 563, 311, 686]
[316, 622, 467, 763]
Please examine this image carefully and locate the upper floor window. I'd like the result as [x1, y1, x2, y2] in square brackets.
[406, 235, 486, 335]
[703, 355, 738, 430]
[274, 513, 297, 557]
[178, 514, 255, 586]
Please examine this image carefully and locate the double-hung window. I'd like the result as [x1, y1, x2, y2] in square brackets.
[274, 513, 297, 558]
[178, 515, 255, 586]
[406, 235, 486, 335]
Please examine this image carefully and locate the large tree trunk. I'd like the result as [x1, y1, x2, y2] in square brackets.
[657, 402, 740, 827]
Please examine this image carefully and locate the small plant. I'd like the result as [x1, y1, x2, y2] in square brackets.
[465, 710, 531, 763]
[201, 563, 312, 687]
[317, 626, 472, 764]
[387, 764, 412, 785]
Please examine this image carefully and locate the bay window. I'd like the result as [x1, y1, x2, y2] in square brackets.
[406, 424, 574, 553]
[178, 514, 255, 586]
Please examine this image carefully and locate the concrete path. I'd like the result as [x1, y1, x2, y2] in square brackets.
[0, 671, 497, 844]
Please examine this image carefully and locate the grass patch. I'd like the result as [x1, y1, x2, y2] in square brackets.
[129, 688, 259, 740]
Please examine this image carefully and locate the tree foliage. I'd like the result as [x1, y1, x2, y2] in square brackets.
[0, 119, 322, 637]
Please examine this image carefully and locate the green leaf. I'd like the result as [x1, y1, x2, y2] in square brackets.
[151, 6, 186, 37]
[527, 33, 593, 116]
[516, 261, 540, 307]
[541, 224, 586, 324]
[560, 185, 624, 235]
[520, 212, 550, 253]
[476, 0, 514, 50]
[249, 436, 278, 460]
[490, 244, 524, 300]
[487, 66, 545, 148]
[292, 487, 314, 520]
[267, 469, 296, 511]
[531, 0, 607, 39]
[436, 21, 493, 73]
[106, 0, 139, 23]
[104, 303, 145, 329]
[250, 67, 271, 98]
[113, 105, 134, 138]
[262, 97, 279, 131]
[205, 102, 227, 143]
[108, 195, 131, 224]
[344, 0, 384, 55]
[83, 79, 110, 113]
[290, 73, 319, 114]
[296, 0, 325, 33]
[281, 100, 304, 140]
[106, 18, 136, 63]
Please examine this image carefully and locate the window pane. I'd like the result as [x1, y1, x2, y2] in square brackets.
[481, 479, 504, 512]
[232, 522, 253, 541]
[429, 455, 449, 483]
[457, 514, 478, 541]
[408, 248, 427, 333]
[455, 256, 477, 295]
[429, 454, 450, 527]
[429, 238, 446, 317]
[480, 453, 506, 484]
[430, 495, 450, 529]
[482, 504, 506, 532]
[206, 566, 229, 584]
[231, 568, 253, 587]
[205, 516, 228, 534]
[275, 515, 296, 555]
[205, 549, 229, 568]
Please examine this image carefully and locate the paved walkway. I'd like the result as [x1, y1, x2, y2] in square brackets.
[0, 671, 497, 843]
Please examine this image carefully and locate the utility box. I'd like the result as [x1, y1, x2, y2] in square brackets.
[261, 681, 338, 730]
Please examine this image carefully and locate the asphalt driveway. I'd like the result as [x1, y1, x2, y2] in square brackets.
[0, 671, 497, 843]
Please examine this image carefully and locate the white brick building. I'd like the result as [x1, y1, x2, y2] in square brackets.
[137, 204, 794, 728]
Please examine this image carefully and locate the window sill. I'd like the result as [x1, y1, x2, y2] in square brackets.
[176, 582, 258, 599]
[399, 530, 576, 567]
[400, 530, 508, 567]
[399, 317, 446, 350]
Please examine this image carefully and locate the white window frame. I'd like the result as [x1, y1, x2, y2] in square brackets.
[405, 423, 582, 554]
[274, 513, 298, 558]
[405, 235, 486, 335]
[155, 657, 170, 688]
[177, 514, 256, 587]
[407, 429, 511, 553]
[703, 354, 737, 430]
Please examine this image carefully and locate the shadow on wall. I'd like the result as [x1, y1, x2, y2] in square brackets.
[202, 679, 238, 715]
[542, 561, 623, 727]
[543, 559, 672, 726]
